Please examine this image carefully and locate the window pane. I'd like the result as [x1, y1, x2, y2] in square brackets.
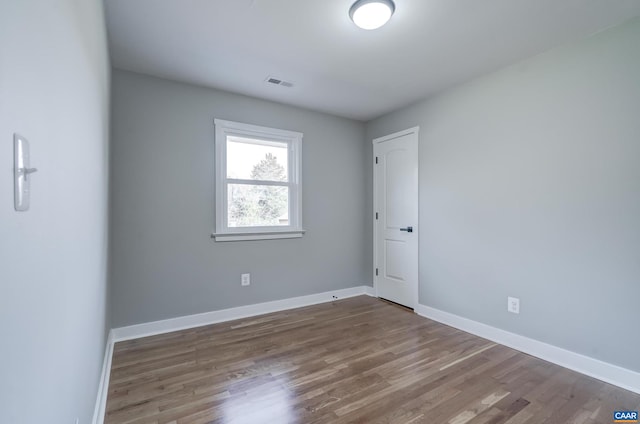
[228, 184, 289, 227]
[227, 136, 288, 181]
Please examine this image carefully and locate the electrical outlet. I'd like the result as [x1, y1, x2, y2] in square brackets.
[241, 273, 250, 286]
[507, 296, 520, 314]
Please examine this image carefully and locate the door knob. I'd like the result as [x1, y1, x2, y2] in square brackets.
[400, 226, 413, 233]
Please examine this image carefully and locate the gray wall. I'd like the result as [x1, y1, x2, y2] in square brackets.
[0, 0, 110, 423]
[110, 70, 369, 327]
[366, 18, 640, 372]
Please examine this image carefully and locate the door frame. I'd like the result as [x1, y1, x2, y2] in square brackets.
[372, 126, 420, 308]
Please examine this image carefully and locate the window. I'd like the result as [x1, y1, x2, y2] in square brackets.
[213, 119, 304, 241]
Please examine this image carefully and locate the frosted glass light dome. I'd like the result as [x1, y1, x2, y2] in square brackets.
[349, 0, 395, 30]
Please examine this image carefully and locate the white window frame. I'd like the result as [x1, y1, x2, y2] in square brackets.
[212, 119, 304, 242]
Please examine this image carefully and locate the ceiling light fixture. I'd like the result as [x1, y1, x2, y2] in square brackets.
[349, 0, 395, 30]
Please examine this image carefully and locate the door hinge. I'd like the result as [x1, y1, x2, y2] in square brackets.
[375, 212, 378, 220]
[375, 156, 378, 164]
[375, 268, 379, 276]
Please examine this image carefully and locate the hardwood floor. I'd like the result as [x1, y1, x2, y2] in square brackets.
[105, 296, 640, 424]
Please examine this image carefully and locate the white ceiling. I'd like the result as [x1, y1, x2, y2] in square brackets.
[105, 0, 640, 121]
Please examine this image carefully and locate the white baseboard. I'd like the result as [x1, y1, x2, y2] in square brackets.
[92, 286, 639, 424]
[415, 304, 640, 395]
[92, 329, 114, 424]
[93, 285, 372, 424]
[112, 285, 371, 342]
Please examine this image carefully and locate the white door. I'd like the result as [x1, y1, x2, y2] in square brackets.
[373, 127, 419, 309]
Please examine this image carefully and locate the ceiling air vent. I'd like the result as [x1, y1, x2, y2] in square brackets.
[265, 76, 294, 88]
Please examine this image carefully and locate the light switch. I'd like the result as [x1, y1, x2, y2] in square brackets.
[14, 134, 38, 211]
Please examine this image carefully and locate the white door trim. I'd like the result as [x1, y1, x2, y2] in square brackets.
[372, 126, 420, 308]
[372, 126, 420, 145]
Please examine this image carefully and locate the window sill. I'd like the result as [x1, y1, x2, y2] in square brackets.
[211, 229, 306, 242]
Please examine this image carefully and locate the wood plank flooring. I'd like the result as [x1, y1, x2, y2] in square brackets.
[105, 296, 640, 424]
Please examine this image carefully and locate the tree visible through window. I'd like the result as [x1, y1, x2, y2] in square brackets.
[229, 153, 289, 227]
[214, 119, 303, 241]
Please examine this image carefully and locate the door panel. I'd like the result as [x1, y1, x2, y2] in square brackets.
[385, 149, 410, 228]
[384, 239, 405, 281]
[374, 128, 419, 308]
